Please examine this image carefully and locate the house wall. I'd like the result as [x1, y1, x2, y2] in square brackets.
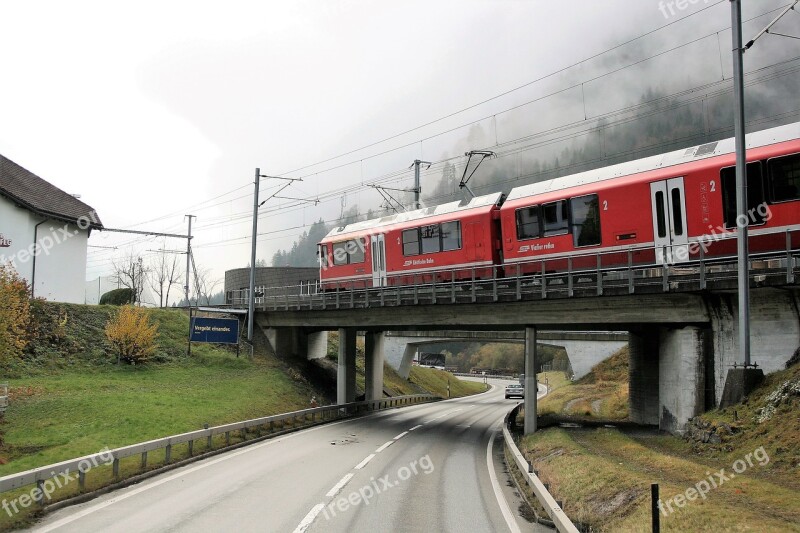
[0, 195, 89, 304]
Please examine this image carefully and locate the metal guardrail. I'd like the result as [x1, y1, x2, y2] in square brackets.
[503, 404, 579, 533]
[0, 394, 436, 505]
[228, 229, 800, 312]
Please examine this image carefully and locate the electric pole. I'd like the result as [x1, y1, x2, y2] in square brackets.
[247, 168, 260, 343]
[731, 0, 750, 367]
[412, 160, 431, 210]
[184, 215, 195, 305]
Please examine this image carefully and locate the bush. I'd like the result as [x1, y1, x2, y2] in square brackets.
[0, 264, 31, 365]
[105, 306, 159, 364]
[100, 288, 134, 306]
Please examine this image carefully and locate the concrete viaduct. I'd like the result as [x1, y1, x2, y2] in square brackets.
[254, 286, 799, 434]
[242, 252, 800, 435]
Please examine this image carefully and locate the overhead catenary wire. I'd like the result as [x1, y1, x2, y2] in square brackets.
[88, 2, 797, 274]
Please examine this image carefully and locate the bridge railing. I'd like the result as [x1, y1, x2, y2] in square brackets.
[229, 227, 800, 311]
[0, 394, 436, 513]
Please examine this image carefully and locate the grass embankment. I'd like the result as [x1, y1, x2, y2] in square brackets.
[407, 366, 486, 398]
[516, 352, 800, 531]
[538, 346, 629, 420]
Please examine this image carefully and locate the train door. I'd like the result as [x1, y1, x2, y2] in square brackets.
[370, 234, 387, 287]
[466, 222, 485, 262]
[650, 177, 689, 264]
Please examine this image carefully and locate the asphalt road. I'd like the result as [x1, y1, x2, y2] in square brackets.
[29, 378, 548, 533]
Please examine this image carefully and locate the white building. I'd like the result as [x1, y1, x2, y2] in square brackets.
[0, 154, 103, 303]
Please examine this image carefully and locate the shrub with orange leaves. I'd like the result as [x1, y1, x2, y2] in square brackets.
[104, 305, 159, 364]
[0, 264, 31, 365]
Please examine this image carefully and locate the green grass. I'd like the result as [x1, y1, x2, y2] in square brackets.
[0, 353, 315, 476]
[538, 346, 629, 420]
[518, 427, 800, 532]
[514, 352, 800, 531]
[408, 366, 486, 398]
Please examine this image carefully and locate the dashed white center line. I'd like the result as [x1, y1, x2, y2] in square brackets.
[393, 431, 408, 440]
[355, 454, 376, 470]
[409, 424, 423, 431]
[375, 441, 393, 453]
[325, 473, 354, 498]
[293, 503, 326, 533]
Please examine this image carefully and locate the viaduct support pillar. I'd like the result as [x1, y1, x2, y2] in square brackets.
[524, 326, 538, 435]
[628, 329, 660, 425]
[365, 332, 385, 401]
[338, 328, 357, 405]
[659, 326, 706, 433]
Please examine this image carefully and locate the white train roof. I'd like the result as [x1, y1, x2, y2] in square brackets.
[324, 191, 504, 239]
[506, 122, 800, 202]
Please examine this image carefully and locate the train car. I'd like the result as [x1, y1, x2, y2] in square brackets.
[500, 122, 800, 275]
[318, 192, 504, 290]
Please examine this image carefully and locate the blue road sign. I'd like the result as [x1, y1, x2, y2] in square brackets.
[190, 317, 240, 344]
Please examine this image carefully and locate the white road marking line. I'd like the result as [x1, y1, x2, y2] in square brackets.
[31, 416, 359, 532]
[355, 454, 376, 470]
[426, 407, 463, 423]
[325, 473, 354, 498]
[375, 441, 393, 453]
[486, 425, 522, 533]
[293, 503, 326, 533]
[393, 431, 408, 440]
[409, 425, 423, 431]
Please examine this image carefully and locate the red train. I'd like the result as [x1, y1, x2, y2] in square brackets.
[318, 122, 800, 290]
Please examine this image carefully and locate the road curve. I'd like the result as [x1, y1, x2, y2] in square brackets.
[29, 379, 547, 533]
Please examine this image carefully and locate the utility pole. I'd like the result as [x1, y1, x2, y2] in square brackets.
[412, 160, 431, 210]
[184, 215, 195, 305]
[246, 169, 311, 344]
[730, 0, 750, 367]
[185, 214, 195, 357]
[247, 168, 260, 343]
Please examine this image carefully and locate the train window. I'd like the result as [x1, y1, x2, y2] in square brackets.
[441, 221, 462, 251]
[402, 229, 420, 256]
[570, 194, 601, 247]
[347, 239, 365, 264]
[421, 224, 441, 254]
[721, 162, 766, 228]
[332, 242, 348, 266]
[768, 153, 800, 202]
[515, 206, 541, 240]
[542, 200, 569, 236]
[671, 188, 684, 236]
[655, 191, 667, 238]
[318, 245, 329, 268]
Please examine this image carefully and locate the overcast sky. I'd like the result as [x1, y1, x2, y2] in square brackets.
[1, 0, 796, 294]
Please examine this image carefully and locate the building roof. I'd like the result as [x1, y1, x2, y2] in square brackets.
[0, 154, 103, 228]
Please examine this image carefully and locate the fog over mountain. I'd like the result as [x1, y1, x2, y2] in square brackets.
[271, 1, 800, 267]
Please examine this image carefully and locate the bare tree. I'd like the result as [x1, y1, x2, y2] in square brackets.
[194, 267, 221, 306]
[112, 252, 148, 305]
[148, 253, 183, 308]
